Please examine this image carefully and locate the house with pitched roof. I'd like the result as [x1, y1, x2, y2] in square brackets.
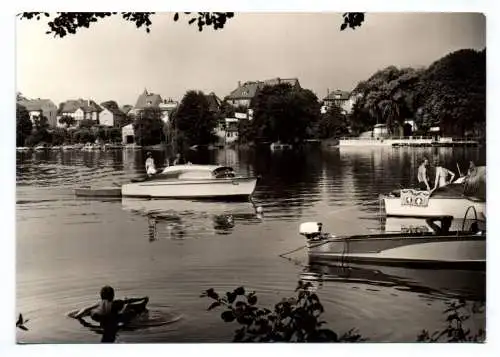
[57, 99, 102, 127]
[322, 89, 360, 115]
[99, 101, 127, 127]
[226, 77, 301, 108]
[17, 98, 58, 127]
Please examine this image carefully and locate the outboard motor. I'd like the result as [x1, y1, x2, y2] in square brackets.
[299, 222, 329, 241]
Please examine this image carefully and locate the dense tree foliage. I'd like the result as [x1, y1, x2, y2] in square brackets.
[416, 49, 486, 137]
[19, 12, 364, 38]
[250, 84, 320, 144]
[173, 90, 218, 148]
[349, 48, 485, 138]
[58, 115, 76, 128]
[314, 105, 350, 139]
[350, 66, 422, 136]
[133, 108, 166, 146]
[16, 104, 33, 147]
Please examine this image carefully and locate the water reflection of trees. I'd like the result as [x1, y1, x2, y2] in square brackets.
[249, 147, 323, 208]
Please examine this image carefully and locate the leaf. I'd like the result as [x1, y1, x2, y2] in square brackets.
[173, 13, 179, 22]
[188, 18, 196, 25]
[221, 310, 235, 322]
[234, 286, 245, 295]
[208, 301, 221, 310]
[226, 292, 236, 304]
[18, 325, 28, 331]
[340, 23, 347, 31]
[248, 294, 257, 305]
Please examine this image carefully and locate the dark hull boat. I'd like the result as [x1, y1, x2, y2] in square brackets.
[299, 220, 485, 270]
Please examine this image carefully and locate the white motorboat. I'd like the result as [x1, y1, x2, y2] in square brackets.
[382, 183, 486, 219]
[121, 164, 258, 200]
[298, 216, 485, 269]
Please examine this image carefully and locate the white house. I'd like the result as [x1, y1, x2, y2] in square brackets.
[99, 102, 127, 127]
[99, 108, 115, 127]
[215, 118, 239, 145]
[17, 98, 58, 127]
[58, 99, 102, 127]
[121, 123, 135, 144]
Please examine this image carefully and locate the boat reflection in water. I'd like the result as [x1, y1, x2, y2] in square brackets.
[301, 263, 485, 301]
[122, 198, 262, 241]
[300, 216, 486, 301]
[383, 216, 486, 234]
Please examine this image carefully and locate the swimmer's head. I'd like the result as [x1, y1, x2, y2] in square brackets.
[100, 285, 115, 301]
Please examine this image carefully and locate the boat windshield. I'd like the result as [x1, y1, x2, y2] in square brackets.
[213, 167, 236, 178]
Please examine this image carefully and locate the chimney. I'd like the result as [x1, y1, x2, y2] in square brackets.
[327, 88, 330, 96]
[238, 81, 241, 88]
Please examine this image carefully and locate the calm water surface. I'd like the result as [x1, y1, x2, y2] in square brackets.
[16, 146, 486, 343]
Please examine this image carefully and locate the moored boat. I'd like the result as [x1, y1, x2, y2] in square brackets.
[298, 218, 485, 269]
[121, 164, 258, 200]
[382, 181, 485, 219]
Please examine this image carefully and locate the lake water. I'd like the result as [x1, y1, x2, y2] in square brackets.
[16, 146, 486, 343]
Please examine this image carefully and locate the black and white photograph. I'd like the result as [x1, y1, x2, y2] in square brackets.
[7, 2, 495, 349]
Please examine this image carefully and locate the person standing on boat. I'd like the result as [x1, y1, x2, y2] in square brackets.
[172, 153, 184, 166]
[467, 160, 477, 177]
[432, 161, 455, 191]
[417, 158, 431, 191]
[145, 152, 157, 176]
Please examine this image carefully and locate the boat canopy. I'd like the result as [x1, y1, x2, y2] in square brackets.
[158, 165, 236, 180]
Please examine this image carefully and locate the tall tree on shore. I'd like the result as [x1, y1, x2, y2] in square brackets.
[315, 104, 349, 139]
[251, 84, 320, 144]
[173, 90, 217, 149]
[133, 107, 165, 146]
[16, 104, 32, 147]
[416, 49, 486, 137]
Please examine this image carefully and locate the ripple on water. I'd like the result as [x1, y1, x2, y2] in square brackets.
[16, 148, 486, 342]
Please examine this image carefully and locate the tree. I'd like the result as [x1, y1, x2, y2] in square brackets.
[19, 12, 365, 38]
[25, 115, 51, 146]
[50, 127, 68, 145]
[251, 84, 320, 144]
[16, 104, 32, 147]
[58, 115, 76, 128]
[416, 49, 485, 137]
[78, 119, 95, 129]
[315, 105, 349, 139]
[133, 107, 166, 146]
[352, 66, 423, 136]
[174, 90, 218, 148]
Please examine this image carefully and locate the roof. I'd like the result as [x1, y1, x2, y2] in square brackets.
[100, 102, 125, 116]
[17, 99, 56, 112]
[59, 99, 102, 114]
[134, 89, 163, 109]
[324, 90, 351, 101]
[161, 164, 230, 174]
[205, 92, 222, 112]
[227, 81, 262, 100]
[227, 77, 301, 100]
[263, 77, 300, 88]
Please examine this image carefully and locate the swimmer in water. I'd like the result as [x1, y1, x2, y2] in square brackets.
[73, 285, 149, 343]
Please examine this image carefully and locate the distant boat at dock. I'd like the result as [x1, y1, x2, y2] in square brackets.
[338, 136, 479, 148]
